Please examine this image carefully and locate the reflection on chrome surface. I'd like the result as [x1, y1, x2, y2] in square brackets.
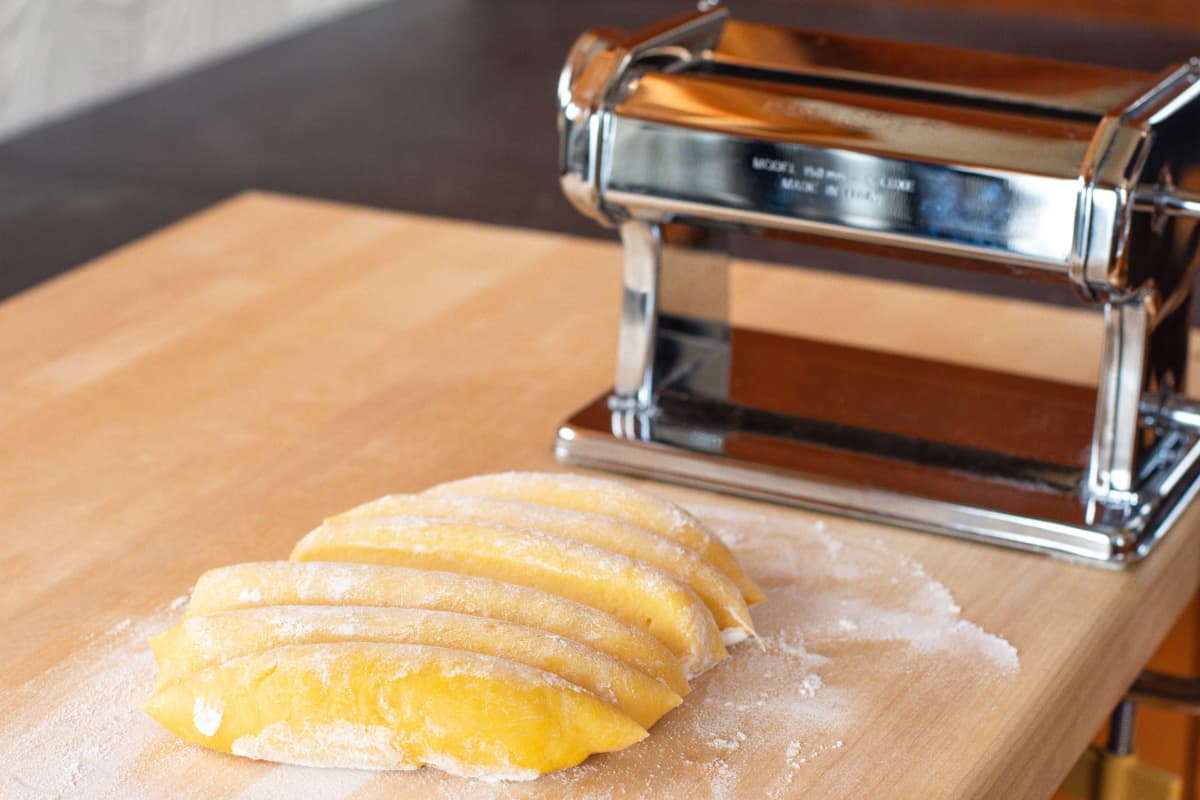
[555, 8, 1200, 565]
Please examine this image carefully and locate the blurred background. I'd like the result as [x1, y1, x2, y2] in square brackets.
[2, 0, 1199, 303]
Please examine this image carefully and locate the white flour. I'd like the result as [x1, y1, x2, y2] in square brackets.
[0, 503, 1018, 799]
[1, 605, 184, 799]
[192, 698, 224, 738]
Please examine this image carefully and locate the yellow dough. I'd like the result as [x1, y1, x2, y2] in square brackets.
[147, 472, 763, 778]
[425, 471, 765, 605]
[151, 606, 681, 728]
[142, 642, 646, 778]
[290, 518, 728, 677]
[185, 561, 688, 695]
[331, 493, 755, 644]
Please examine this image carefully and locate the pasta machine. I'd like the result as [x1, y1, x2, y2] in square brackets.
[553, 4, 1200, 565]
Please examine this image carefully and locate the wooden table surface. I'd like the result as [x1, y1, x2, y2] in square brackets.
[2, 192, 1199, 799]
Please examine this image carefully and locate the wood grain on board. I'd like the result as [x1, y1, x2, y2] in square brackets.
[2, 192, 1199, 798]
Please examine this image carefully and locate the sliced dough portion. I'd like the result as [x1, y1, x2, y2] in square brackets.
[290, 518, 727, 677]
[425, 471, 765, 605]
[142, 642, 646, 778]
[331, 493, 755, 644]
[185, 561, 687, 695]
[151, 606, 681, 728]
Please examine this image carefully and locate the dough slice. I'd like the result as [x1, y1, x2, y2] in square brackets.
[152, 606, 681, 728]
[425, 472, 765, 605]
[331, 493, 755, 644]
[290, 518, 727, 677]
[185, 561, 688, 695]
[142, 642, 646, 777]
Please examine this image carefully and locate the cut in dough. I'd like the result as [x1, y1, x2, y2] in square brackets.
[332, 493, 755, 644]
[147, 471, 763, 778]
[426, 471, 766, 605]
[142, 642, 646, 778]
[185, 561, 688, 695]
[152, 606, 681, 727]
[290, 517, 727, 677]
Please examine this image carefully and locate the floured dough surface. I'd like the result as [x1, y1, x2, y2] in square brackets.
[143, 643, 646, 777]
[185, 561, 688, 694]
[290, 516, 727, 676]
[142, 472, 760, 780]
[332, 493, 755, 640]
[427, 472, 766, 605]
[152, 606, 681, 728]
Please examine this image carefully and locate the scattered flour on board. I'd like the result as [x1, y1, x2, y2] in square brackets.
[0, 607, 376, 800]
[0, 502, 1018, 800]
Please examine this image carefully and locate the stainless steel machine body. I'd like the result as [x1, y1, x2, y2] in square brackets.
[554, 6, 1200, 564]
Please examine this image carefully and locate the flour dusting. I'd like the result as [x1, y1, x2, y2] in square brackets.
[0, 500, 1017, 799]
[2, 612, 186, 799]
[192, 697, 224, 737]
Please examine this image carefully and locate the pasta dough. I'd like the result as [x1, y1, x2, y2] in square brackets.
[426, 472, 765, 605]
[185, 560, 689, 694]
[144, 643, 646, 777]
[290, 517, 727, 676]
[144, 471, 760, 780]
[332, 493, 755, 643]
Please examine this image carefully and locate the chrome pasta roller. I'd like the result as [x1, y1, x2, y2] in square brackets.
[552, 5, 1200, 565]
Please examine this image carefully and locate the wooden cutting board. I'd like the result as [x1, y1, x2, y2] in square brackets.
[2, 192, 1198, 799]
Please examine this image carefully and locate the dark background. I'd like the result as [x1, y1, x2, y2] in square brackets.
[3, 0, 1199, 308]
